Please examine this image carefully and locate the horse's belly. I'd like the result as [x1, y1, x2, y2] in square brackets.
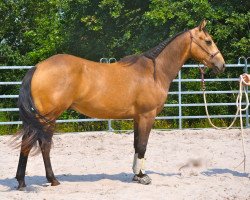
[71, 101, 135, 119]
[70, 81, 167, 119]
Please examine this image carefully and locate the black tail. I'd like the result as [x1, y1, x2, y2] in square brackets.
[17, 67, 54, 154]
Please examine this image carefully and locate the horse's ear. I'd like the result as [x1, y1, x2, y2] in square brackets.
[198, 19, 207, 31]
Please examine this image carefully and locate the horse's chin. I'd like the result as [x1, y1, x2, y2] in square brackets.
[211, 66, 220, 75]
[213, 64, 226, 74]
[202, 60, 225, 75]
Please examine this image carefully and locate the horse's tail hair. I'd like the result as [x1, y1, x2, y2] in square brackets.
[16, 67, 54, 155]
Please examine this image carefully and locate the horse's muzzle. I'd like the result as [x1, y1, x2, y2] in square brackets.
[212, 63, 225, 75]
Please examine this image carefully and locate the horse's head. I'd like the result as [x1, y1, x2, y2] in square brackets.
[189, 20, 225, 74]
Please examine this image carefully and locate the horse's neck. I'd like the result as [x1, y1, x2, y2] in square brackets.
[156, 32, 190, 89]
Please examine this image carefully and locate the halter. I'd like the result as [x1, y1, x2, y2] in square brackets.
[189, 30, 220, 59]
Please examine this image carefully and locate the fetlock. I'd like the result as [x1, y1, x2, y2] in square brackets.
[132, 153, 145, 174]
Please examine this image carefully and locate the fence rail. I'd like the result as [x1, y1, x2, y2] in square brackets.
[0, 60, 249, 130]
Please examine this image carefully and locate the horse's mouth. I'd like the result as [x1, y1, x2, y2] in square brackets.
[212, 64, 225, 75]
[212, 66, 221, 75]
[202, 60, 225, 75]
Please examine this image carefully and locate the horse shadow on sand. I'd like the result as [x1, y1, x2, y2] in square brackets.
[0, 171, 179, 190]
[0, 168, 248, 191]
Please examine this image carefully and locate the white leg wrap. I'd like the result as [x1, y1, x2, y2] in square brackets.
[132, 153, 145, 174]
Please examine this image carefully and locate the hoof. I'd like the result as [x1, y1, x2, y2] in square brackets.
[133, 174, 152, 185]
[17, 180, 26, 190]
[51, 179, 60, 186]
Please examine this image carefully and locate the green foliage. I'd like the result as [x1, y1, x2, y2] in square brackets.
[0, 0, 249, 134]
[0, 0, 64, 65]
[1, 0, 249, 64]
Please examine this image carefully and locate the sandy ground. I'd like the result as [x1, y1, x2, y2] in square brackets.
[0, 129, 250, 200]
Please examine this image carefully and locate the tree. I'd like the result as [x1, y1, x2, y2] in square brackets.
[0, 0, 64, 65]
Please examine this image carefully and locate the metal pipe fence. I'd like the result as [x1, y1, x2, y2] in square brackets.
[0, 58, 249, 131]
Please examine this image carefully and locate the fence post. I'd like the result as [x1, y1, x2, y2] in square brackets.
[108, 120, 113, 132]
[244, 57, 249, 128]
[239, 57, 249, 128]
[100, 57, 115, 132]
[178, 70, 182, 129]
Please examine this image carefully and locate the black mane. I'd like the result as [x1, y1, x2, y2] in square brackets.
[119, 30, 187, 64]
[143, 30, 187, 60]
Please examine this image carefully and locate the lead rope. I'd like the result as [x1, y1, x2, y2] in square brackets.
[200, 66, 250, 172]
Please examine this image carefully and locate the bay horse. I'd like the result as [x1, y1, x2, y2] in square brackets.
[15, 20, 225, 189]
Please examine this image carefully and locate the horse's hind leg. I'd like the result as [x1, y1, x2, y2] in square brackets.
[132, 112, 155, 185]
[38, 133, 60, 186]
[16, 135, 32, 189]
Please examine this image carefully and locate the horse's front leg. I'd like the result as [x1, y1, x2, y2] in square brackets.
[132, 111, 155, 185]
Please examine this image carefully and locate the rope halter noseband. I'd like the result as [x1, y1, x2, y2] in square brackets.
[188, 30, 220, 60]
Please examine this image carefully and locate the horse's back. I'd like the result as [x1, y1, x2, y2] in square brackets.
[36, 54, 95, 69]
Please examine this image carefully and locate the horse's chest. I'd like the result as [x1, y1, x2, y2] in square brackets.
[136, 89, 167, 113]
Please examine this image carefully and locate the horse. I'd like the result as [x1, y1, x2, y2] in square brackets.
[15, 20, 225, 189]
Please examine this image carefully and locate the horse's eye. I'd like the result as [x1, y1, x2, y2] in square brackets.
[205, 40, 212, 46]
